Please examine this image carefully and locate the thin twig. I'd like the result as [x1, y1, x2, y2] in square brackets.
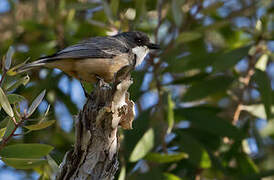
[232, 56, 256, 125]
[0, 117, 25, 150]
[0, 122, 20, 150]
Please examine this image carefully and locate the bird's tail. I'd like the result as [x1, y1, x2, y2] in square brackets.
[7, 58, 47, 76]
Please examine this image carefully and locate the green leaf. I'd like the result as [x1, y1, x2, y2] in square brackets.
[0, 127, 6, 141]
[145, 152, 188, 163]
[5, 75, 30, 91]
[261, 118, 274, 137]
[0, 116, 10, 128]
[129, 71, 145, 101]
[171, 73, 209, 85]
[255, 54, 269, 71]
[1, 158, 47, 169]
[135, 0, 146, 21]
[163, 173, 182, 180]
[102, 0, 114, 21]
[200, 150, 211, 168]
[65, 2, 98, 11]
[124, 109, 151, 158]
[81, 81, 94, 95]
[0, 143, 54, 159]
[7, 94, 26, 104]
[38, 104, 51, 124]
[27, 90, 46, 117]
[0, 87, 14, 117]
[175, 106, 244, 139]
[2, 117, 15, 139]
[200, 20, 230, 31]
[47, 155, 59, 174]
[163, 92, 174, 133]
[167, 93, 174, 133]
[171, 0, 183, 27]
[242, 169, 274, 180]
[129, 128, 154, 162]
[4, 46, 15, 70]
[253, 69, 272, 119]
[242, 104, 267, 119]
[110, 0, 119, 17]
[182, 75, 234, 101]
[24, 120, 56, 131]
[212, 46, 250, 72]
[201, 2, 224, 14]
[0, 143, 54, 158]
[118, 165, 126, 180]
[177, 132, 211, 168]
[176, 32, 202, 44]
[165, 46, 249, 73]
[236, 154, 259, 175]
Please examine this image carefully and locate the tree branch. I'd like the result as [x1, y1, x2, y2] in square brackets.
[56, 65, 135, 180]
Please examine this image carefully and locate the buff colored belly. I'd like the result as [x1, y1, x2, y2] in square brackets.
[46, 56, 130, 83]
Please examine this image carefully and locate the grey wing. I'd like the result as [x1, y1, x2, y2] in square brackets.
[39, 36, 129, 62]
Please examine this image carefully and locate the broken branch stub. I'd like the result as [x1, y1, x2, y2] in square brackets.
[56, 65, 135, 180]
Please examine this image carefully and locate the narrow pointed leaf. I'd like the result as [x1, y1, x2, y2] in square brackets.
[164, 92, 175, 133]
[129, 128, 154, 162]
[0, 143, 54, 158]
[102, 0, 114, 21]
[242, 104, 266, 119]
[176, 32, 202, 44]
[175, 106, 244, 139]
[118, 165, 126, 180]
[145, 152, 188, 163]
[0, 116, 10, 128]
[212, 46, 250, 72]
[236, 154, 259, 174]
[201, 1, 224, 14]
[44, 104, 51, 117]
[27, 90, 46, 117]
[177, 132, 211, 168]
[182, 76, 234, 101]
[135, 0, 146, 21]
[5, 75, 30, 91]
[172, 0, 183, 27]
[1, 158, 47, 169]
[253, 69, 272, 119]
[47, 155, 59, 174]
[163, 173, 182, 180]
[0, 87, 14, 117]
[0, 127, 7, 141]
[24, 120, 55, 131]
[7, 94, 26, 104]
[255, 54, 268, 71]
[2, 117, 15, 139]
[110, 0, 119, 17]
[6, 59, 29, 76]
[4, 46, 15, 70]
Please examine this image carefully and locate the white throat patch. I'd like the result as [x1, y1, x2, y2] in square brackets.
[132, 46, 149, 67]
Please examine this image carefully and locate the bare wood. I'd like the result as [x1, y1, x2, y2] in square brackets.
[56, 65, 135, 180]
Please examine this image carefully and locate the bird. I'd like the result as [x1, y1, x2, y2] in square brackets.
[9, 31, 160, 83]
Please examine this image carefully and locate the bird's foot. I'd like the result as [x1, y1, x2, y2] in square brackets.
[95, 75, 108, 88]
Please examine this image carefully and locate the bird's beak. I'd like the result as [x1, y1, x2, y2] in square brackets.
[147, 43, 160, 49]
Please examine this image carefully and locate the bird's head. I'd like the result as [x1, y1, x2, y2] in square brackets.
[114, 31, 160, 50]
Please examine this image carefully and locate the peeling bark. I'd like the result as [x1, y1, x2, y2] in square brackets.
[56, 66, 135, 180]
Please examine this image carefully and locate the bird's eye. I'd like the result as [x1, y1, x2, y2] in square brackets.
[136, 39, 142, 44]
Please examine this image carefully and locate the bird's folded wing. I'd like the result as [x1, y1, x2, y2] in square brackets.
[40, 36, 129, 61]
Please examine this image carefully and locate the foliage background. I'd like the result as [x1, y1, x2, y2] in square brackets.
[0, 0, 273, 179]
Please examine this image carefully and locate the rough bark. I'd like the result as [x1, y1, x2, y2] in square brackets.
[56, 66, 135, 180]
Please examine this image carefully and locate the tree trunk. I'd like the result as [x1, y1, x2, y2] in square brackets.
[56, 66, 135, 180]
